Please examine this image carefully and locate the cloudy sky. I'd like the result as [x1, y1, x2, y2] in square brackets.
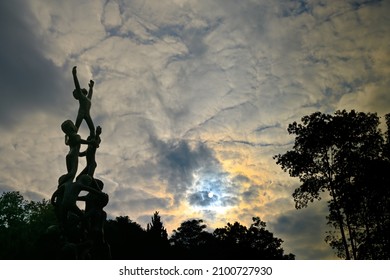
[1, 0, 390, 259]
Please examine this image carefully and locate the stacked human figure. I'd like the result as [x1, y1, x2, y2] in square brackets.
[51, 66, 110, 259]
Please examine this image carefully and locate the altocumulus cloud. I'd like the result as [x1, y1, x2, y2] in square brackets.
[1, 0, 390, 259]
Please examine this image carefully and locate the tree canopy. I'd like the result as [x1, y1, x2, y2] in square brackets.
[0, 191, 57, 259]
[213, 217, 294, 259]
[274, 110, 390, 259]
[0, 191, 294, 259]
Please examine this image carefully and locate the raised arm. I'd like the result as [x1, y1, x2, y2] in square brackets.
[88, 80, 94, 99]
[72, 66, 81, 91]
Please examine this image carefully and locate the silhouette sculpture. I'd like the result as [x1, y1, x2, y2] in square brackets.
[77, 126, 102, 180]
[72, 66, 95, 137]
[58, 120, 92, 186]
[51, 67, 110, 259]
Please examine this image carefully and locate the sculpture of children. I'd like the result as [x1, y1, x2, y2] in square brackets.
[51, 174, 102, 227]
[78, 179, 110, 258]
[78, 179, 109, 243]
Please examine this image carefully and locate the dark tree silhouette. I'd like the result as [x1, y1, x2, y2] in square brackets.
[145, 211, 169, 258]
[0, 191, 57, 259]
[147, 211, 168, 240]
[274, 110, 390, 259]
[0, 192, 295, 259]
[214, 217, 294, 259]
[104, 216, 147, 259]
[168, 217, 294, 259]
[169, 219, 215, 259]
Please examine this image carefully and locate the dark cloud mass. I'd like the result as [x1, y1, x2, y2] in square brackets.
[188, 191, 218, 207]
[269, 201, 335, 260]
[0, 1, 70, 125]
[150, 138, 239, 211]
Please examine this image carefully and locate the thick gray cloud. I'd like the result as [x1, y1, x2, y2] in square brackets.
[269, 200, 335, 260]
[145, 137, 240, 211]
[0, 0, 389, 259]
[0, 0, 71, 126]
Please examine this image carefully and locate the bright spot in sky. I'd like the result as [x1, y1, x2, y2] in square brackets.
[187, 169, 235, 214]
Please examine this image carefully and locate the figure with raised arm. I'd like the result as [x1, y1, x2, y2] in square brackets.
[72, 66, 95, 137]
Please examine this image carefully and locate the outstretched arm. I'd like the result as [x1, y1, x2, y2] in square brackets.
[79, 135, 95, 146]
[80, 185, 102, 194]
[79, 149, 87, 157]
[77, 195, 87, 201]
[51, 184, 64, 206]
[51, 189, 59, 206]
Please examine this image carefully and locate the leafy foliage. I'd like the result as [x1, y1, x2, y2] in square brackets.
[147, 211, 168, 240]
[214, 217, 294, 259]
[0, 191, 57, 259]
[169, 219, 214, 259]
[0, 192, 294, 259]
[274, 110, 390, 259]
[104, 215, 147, 259]
[145, 211, 169, 258]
